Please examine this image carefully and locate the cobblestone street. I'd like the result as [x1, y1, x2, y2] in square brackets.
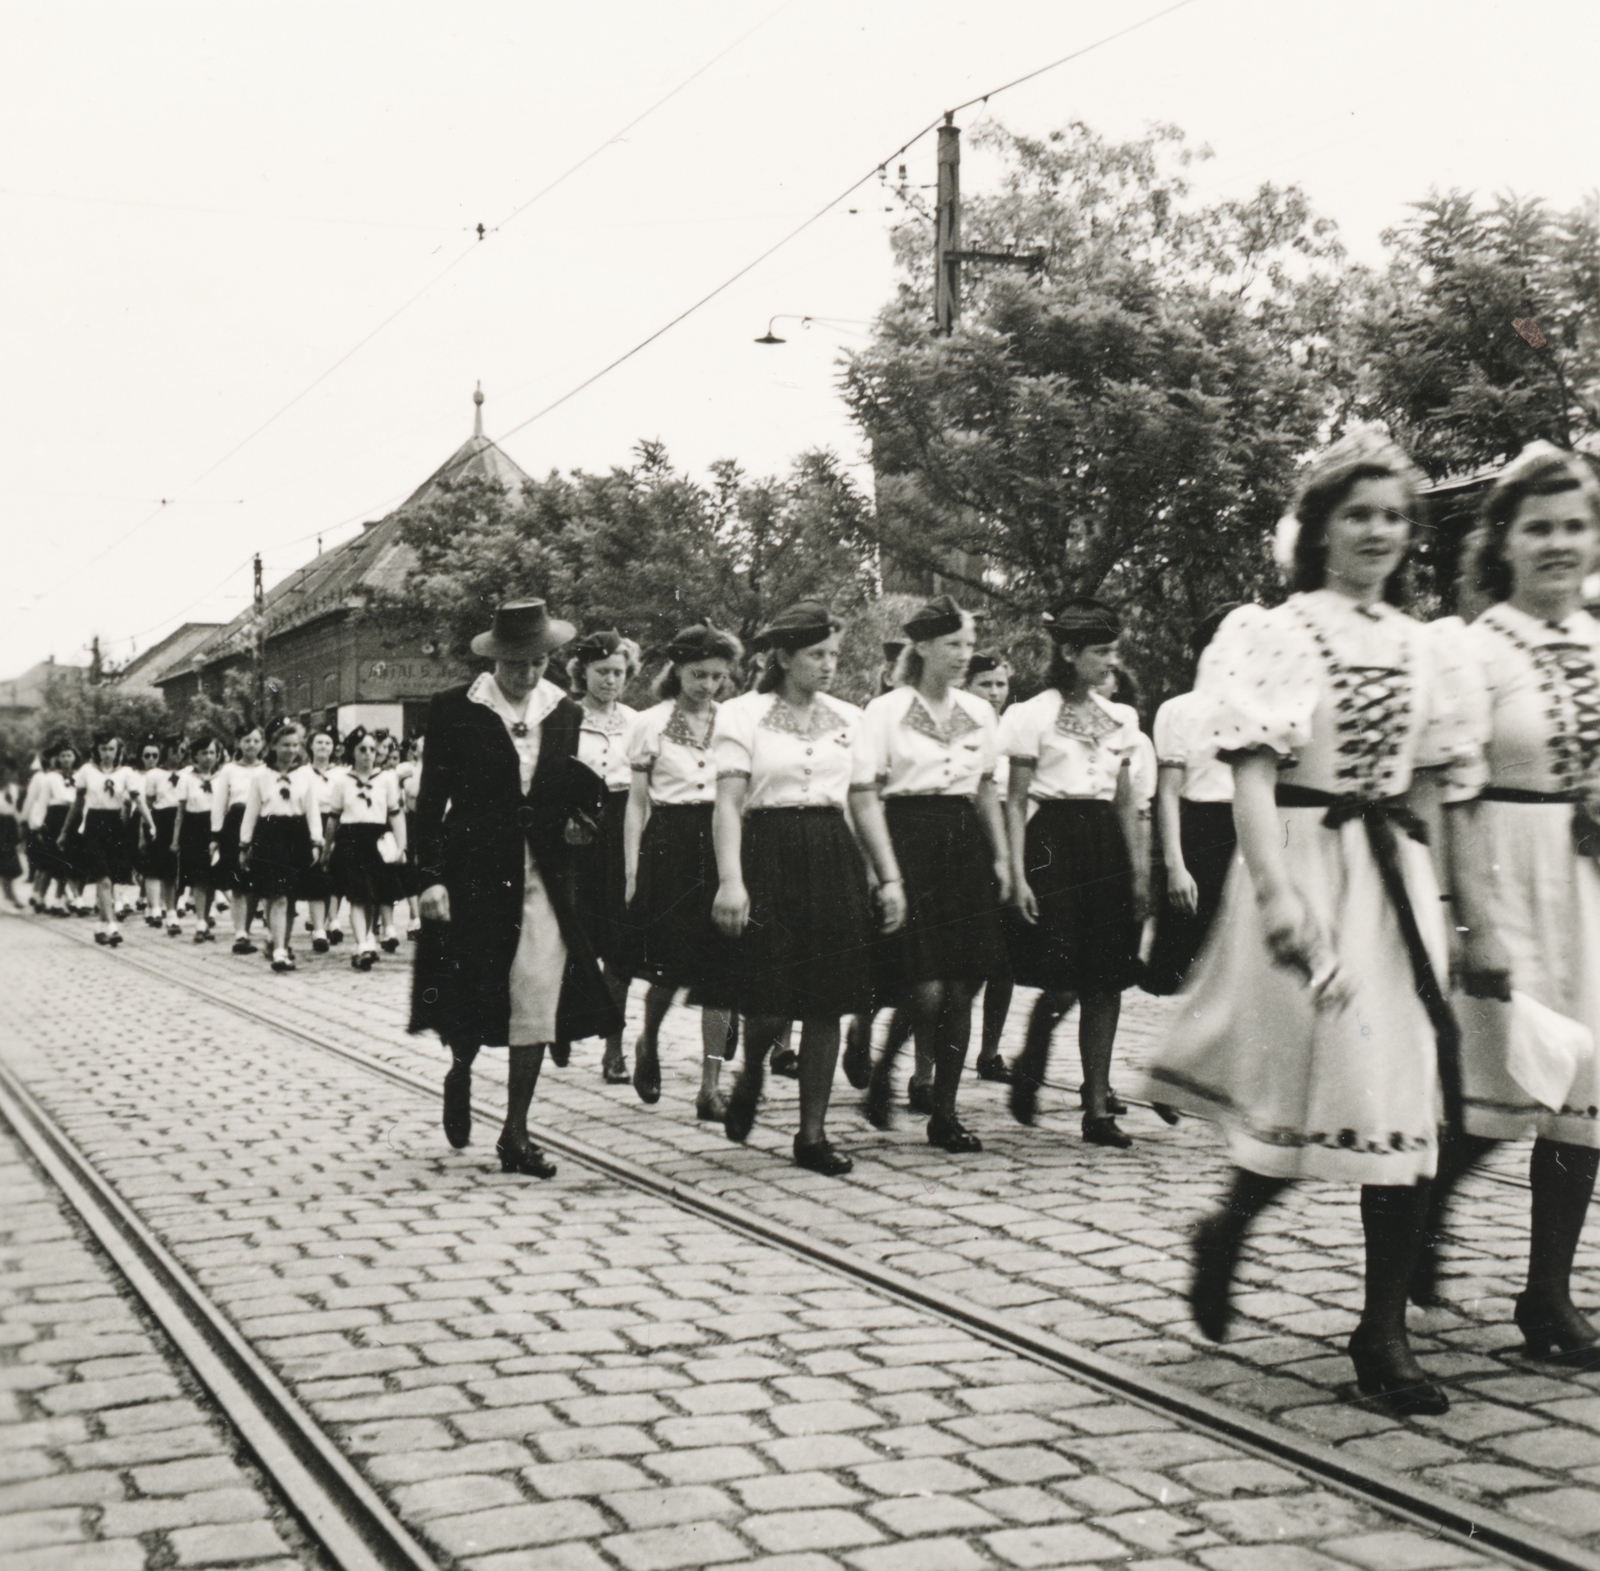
[3, 911, 1596, 1569]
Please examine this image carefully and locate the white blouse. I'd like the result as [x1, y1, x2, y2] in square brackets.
[998, 690, 1143, 803]
[713, 691, 861, 811]
[144, 766, 188, 812]
[24, 770, 75, 827]
[1152, 691, 1234, 804]
[1199, 591, 1484, 803]
[240, 769, 323, 844]
[466, 671, 564, 793]
[74, 762, 137, 814]
[630, 700, 719, 805]
[331, 769, 401, 827]
[293, 763, 344, 816]
[1462, 603, 1600, 795]
[576, 701, 638, 793]
[211, 760, 268, 831]
[851, 687, 998, 798]
[177, 770, 220, 816]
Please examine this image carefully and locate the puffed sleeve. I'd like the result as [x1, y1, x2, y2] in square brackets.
[712, 696, 758, 781]
[73, 763, 90, 792]
[1152, 696, 1190, 768]
[851, 694, 893, 789]
[628, 706, 662, 773]
[1198, 602, 1320, 761]
[1128, 728, 1158, 805]
[1417, 615, 1488, 803]
[997, 696, 1042, 764]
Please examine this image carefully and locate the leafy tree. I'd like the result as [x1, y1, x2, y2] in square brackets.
[15, 670, 171, 758]
[844, 120, 1347, 703]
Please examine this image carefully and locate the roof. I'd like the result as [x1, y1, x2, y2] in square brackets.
[166, 390, 532, 681]
[115, 622, 224, 696]
[0, 660, 85, 712]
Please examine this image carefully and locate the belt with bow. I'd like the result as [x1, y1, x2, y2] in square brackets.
[1276, 783, 1462, 1135]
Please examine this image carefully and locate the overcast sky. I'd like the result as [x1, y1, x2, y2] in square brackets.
[2, 0, 1595, 678]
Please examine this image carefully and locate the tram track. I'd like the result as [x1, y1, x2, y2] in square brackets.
[3, 920, 1587, 1571]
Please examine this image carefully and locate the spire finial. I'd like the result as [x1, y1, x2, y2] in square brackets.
[473, 381, 484, 438]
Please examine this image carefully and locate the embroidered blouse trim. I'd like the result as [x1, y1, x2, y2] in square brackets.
[760, 696, 848, 742]
[661, 703, 717, 751]
[1053, 694, 1122, 743]
[1479, 607, 1600, 787]
[903, 695, 980, 745]
[579, 702, 630, 737]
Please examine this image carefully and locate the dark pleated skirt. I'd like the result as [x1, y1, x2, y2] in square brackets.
[140, 807, 179, 883]
[333, 821, 406, 908]
[1009, 798, 1140, 994]
[623, 802, 732, 1003]
[875, 795, 1007, 990]
[299, 814, 335, 902]
[250, 816, 314, 900]
[725, 807, 873, 1020]
[32, 804, 75, 888]
[1142, 799, 1238, 996]
[213, 803, 248, 893]
[74, 809, 133, 885]
[0, 817, 20, 880]
[178, 811, 214, 892]
[571, 788, 631, 971]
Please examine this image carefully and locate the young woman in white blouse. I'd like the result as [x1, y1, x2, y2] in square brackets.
[1418, 444, 1600, 1360]
[1142, 608, 1239, 996]
[623, 625, 741, 1117]
[850, 596, 1011, 1154]
[61, 733, 150, 946]
[1001, 603, 1148, 1146]
[210, 724, 268, 954]
[712, 602, 873, 1175]
[239, 718, 325, 972]
[291, 727, 341, 952]
[1145, 432, 1481, 1415]
[140, 737, 186, 935]
[25, 740, 80, 916]
[965, 653, 1019, 1083]
[568, 629, 641, 1085]
[173, 735, 223, 942]
[326, 727, 407, 971]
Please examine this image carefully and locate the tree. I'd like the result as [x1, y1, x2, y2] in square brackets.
[843, 121, 1348, 703]
[1342, 191, 1600, 480]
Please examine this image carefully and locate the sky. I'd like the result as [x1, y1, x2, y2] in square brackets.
[2, 0, 1595, 678]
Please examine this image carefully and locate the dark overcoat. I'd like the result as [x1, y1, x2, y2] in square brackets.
[408, 682, 623, 1049]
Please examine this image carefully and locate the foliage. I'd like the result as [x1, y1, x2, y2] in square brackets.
[844, 121, 1349, 704]
[7, 670, 171, 760]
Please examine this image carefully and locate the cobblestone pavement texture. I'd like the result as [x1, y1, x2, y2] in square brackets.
[0, 908, 1587, 1568]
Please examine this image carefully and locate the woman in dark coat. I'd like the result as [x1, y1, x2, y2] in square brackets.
[409, 599, 623, 1177]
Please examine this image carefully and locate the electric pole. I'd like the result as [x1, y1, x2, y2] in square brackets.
[252, 552, 265, 720]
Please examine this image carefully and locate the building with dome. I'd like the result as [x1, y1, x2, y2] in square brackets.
[156, 388, 530, 738]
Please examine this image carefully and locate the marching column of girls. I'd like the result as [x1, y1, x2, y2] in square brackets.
[60, 733, 152, 947]
[326, 727, 407, 972]
[622, 625, 737, 1120]
[239, 718, 324, 972]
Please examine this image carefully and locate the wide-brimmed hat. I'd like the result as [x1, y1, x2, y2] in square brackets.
[470, 599, 576, 660]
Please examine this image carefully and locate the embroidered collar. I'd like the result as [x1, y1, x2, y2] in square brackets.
[761, 695, 846, 741]
[469, 671, 563, 739]
[579, 701, 630, 737]
[1053, 692, 1122, 743]
[662, 702, 716, 751]
[903, 693, 980, 746]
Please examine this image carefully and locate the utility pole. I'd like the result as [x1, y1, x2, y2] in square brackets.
[252, 552, 266, 720]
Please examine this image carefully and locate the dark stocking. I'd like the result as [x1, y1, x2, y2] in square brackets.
[1190, 1167, 1292, 1341]
[1077, 992, 1122, 1119]
[1413, 1130, 1497, 1305]
[1360, 1184, 1427, 1341]
[929, 980, 977, 1123]
[1525, 1138, 1600, 1342]
[503, 1044, 545, 1143]
[795, 1018, 841, 1144]
[636, 984, 674, 1067]
[979, 979, 1013, 1062]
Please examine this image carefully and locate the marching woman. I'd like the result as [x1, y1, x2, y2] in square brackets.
[291, 727, 341, 952]
[174, 735, 223, 942]
[211, 724, 268, 954]
[0, 760, 24, 910]
[140, 737, 186, 935]
[967, 652, 1017, 1082]
[326, 728, 407, 972]
[1142, 609, 1240, 996]
[239, 718, 324, 973]
[712, 602, 873, 1174]
[410, 599, 621, 1174]
[1143, 431, 1483, 1415]
[1417, 443, 1600, 1358]
[24, 740, 79, 915]
[61, 733, 149, 946]
[568, 629, 641, 1085]
[1000, 602, 1148, 1145]
[623, 624, 741, 1118]
[851, 596, 1011, 1153]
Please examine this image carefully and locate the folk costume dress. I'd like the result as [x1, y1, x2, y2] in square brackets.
[210, 760, 267, 893]
[240, 768, 323, 901]
[175, 769, 219, 892]
[408, 674, 618, 1052]
[624, 700, 730, 1001]
[571, 699, 637, 972]
[140, 766, 185, 886]
[329, 768, 406, 910]
[291, 761, 341, 904]
[713, 689, 873, 1020]
[1143, 591, 1484, 1185]
[852, 686, 1008, 989]
[1456, 603, 1600, 1147]
[71, 762, 137, 884]
[1142, 688, 1239, 995]
[998, 689, 1145, 995]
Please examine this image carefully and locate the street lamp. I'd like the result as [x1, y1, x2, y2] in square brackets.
[754, 314, 813, 345]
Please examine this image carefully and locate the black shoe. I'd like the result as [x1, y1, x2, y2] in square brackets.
[1151, 1102, 1181, 1126]
[353, 951, 374, 972]
[794, 1135, 853, 1176]
[381, 936, 399, 954]
[311, 936, 329, 954]
[1514, 1292, 1600, 1364]
[443, 1064, 472, 1148]
[724, 1064, 764, 1144]
[601, 1052, 630, 1085]
[841, 1019, 872, 1090]
[632, 1042, 661, 1105]
[193, 930, 207, 945]
[548, 1042, 571, 1068]
[771, 1049, 800, 1079]
[496, 1132, 556, 1179]
[1348, 1323, 1448, 1415]
[232, 937, 257, 956]
[1082, 1114, 1132, 1149]
[927, 1116, 982, 1154]
[1009, 1074, 1040, 1127]
[1080, 1084, 1128, 1116]
[907, 1078, 934, 1116]
[863, 1066, 895, 1131]
[1189, 1213, 1240, 1343]
[696, 1090, 728, 1122]
[94, 931, 109, 946]
[975, 1055, 1013, 1083]
[327, 926, 343, 945]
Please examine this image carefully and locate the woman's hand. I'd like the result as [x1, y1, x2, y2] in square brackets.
[1131, 871, 1152, 923]
[992, 859, 1013, 908]
[712, 880, 749, 938]
[624, 872, 637, 906]
[420, 883, 450, 923]
[1259, 887, 1349, 1010]
[1457, 927, 1512, 1001]
[875, 879, 907, 934]
[1167, 864, 1199, 914]
[1014, 876, 1039, 926]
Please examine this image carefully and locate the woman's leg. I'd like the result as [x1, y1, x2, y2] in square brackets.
[979, 979, 1014, 1066]
[1349, 1182, 1445, 1411]
[1078, 991, 1123, 1121]
[1412, 1129, 1499, 1304]
[350, 900, 374, 952]
[699, 1009, 730, 1111]
[267, 897, 289, 956]
[1190, 1167, 1294, 1341]
[496, 1044, 556, 1177]
[600, 966, 629, 1074]
[228, 890, 250, 940]
[1519, 1137, 1600, 1351]
[725, 1013, 785, 1141]
[796, 1018, 841, 1145]
[1011, 990, 1075, 1124]
[190, 883, 213, 938]
[929, 980, 977, 1126]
